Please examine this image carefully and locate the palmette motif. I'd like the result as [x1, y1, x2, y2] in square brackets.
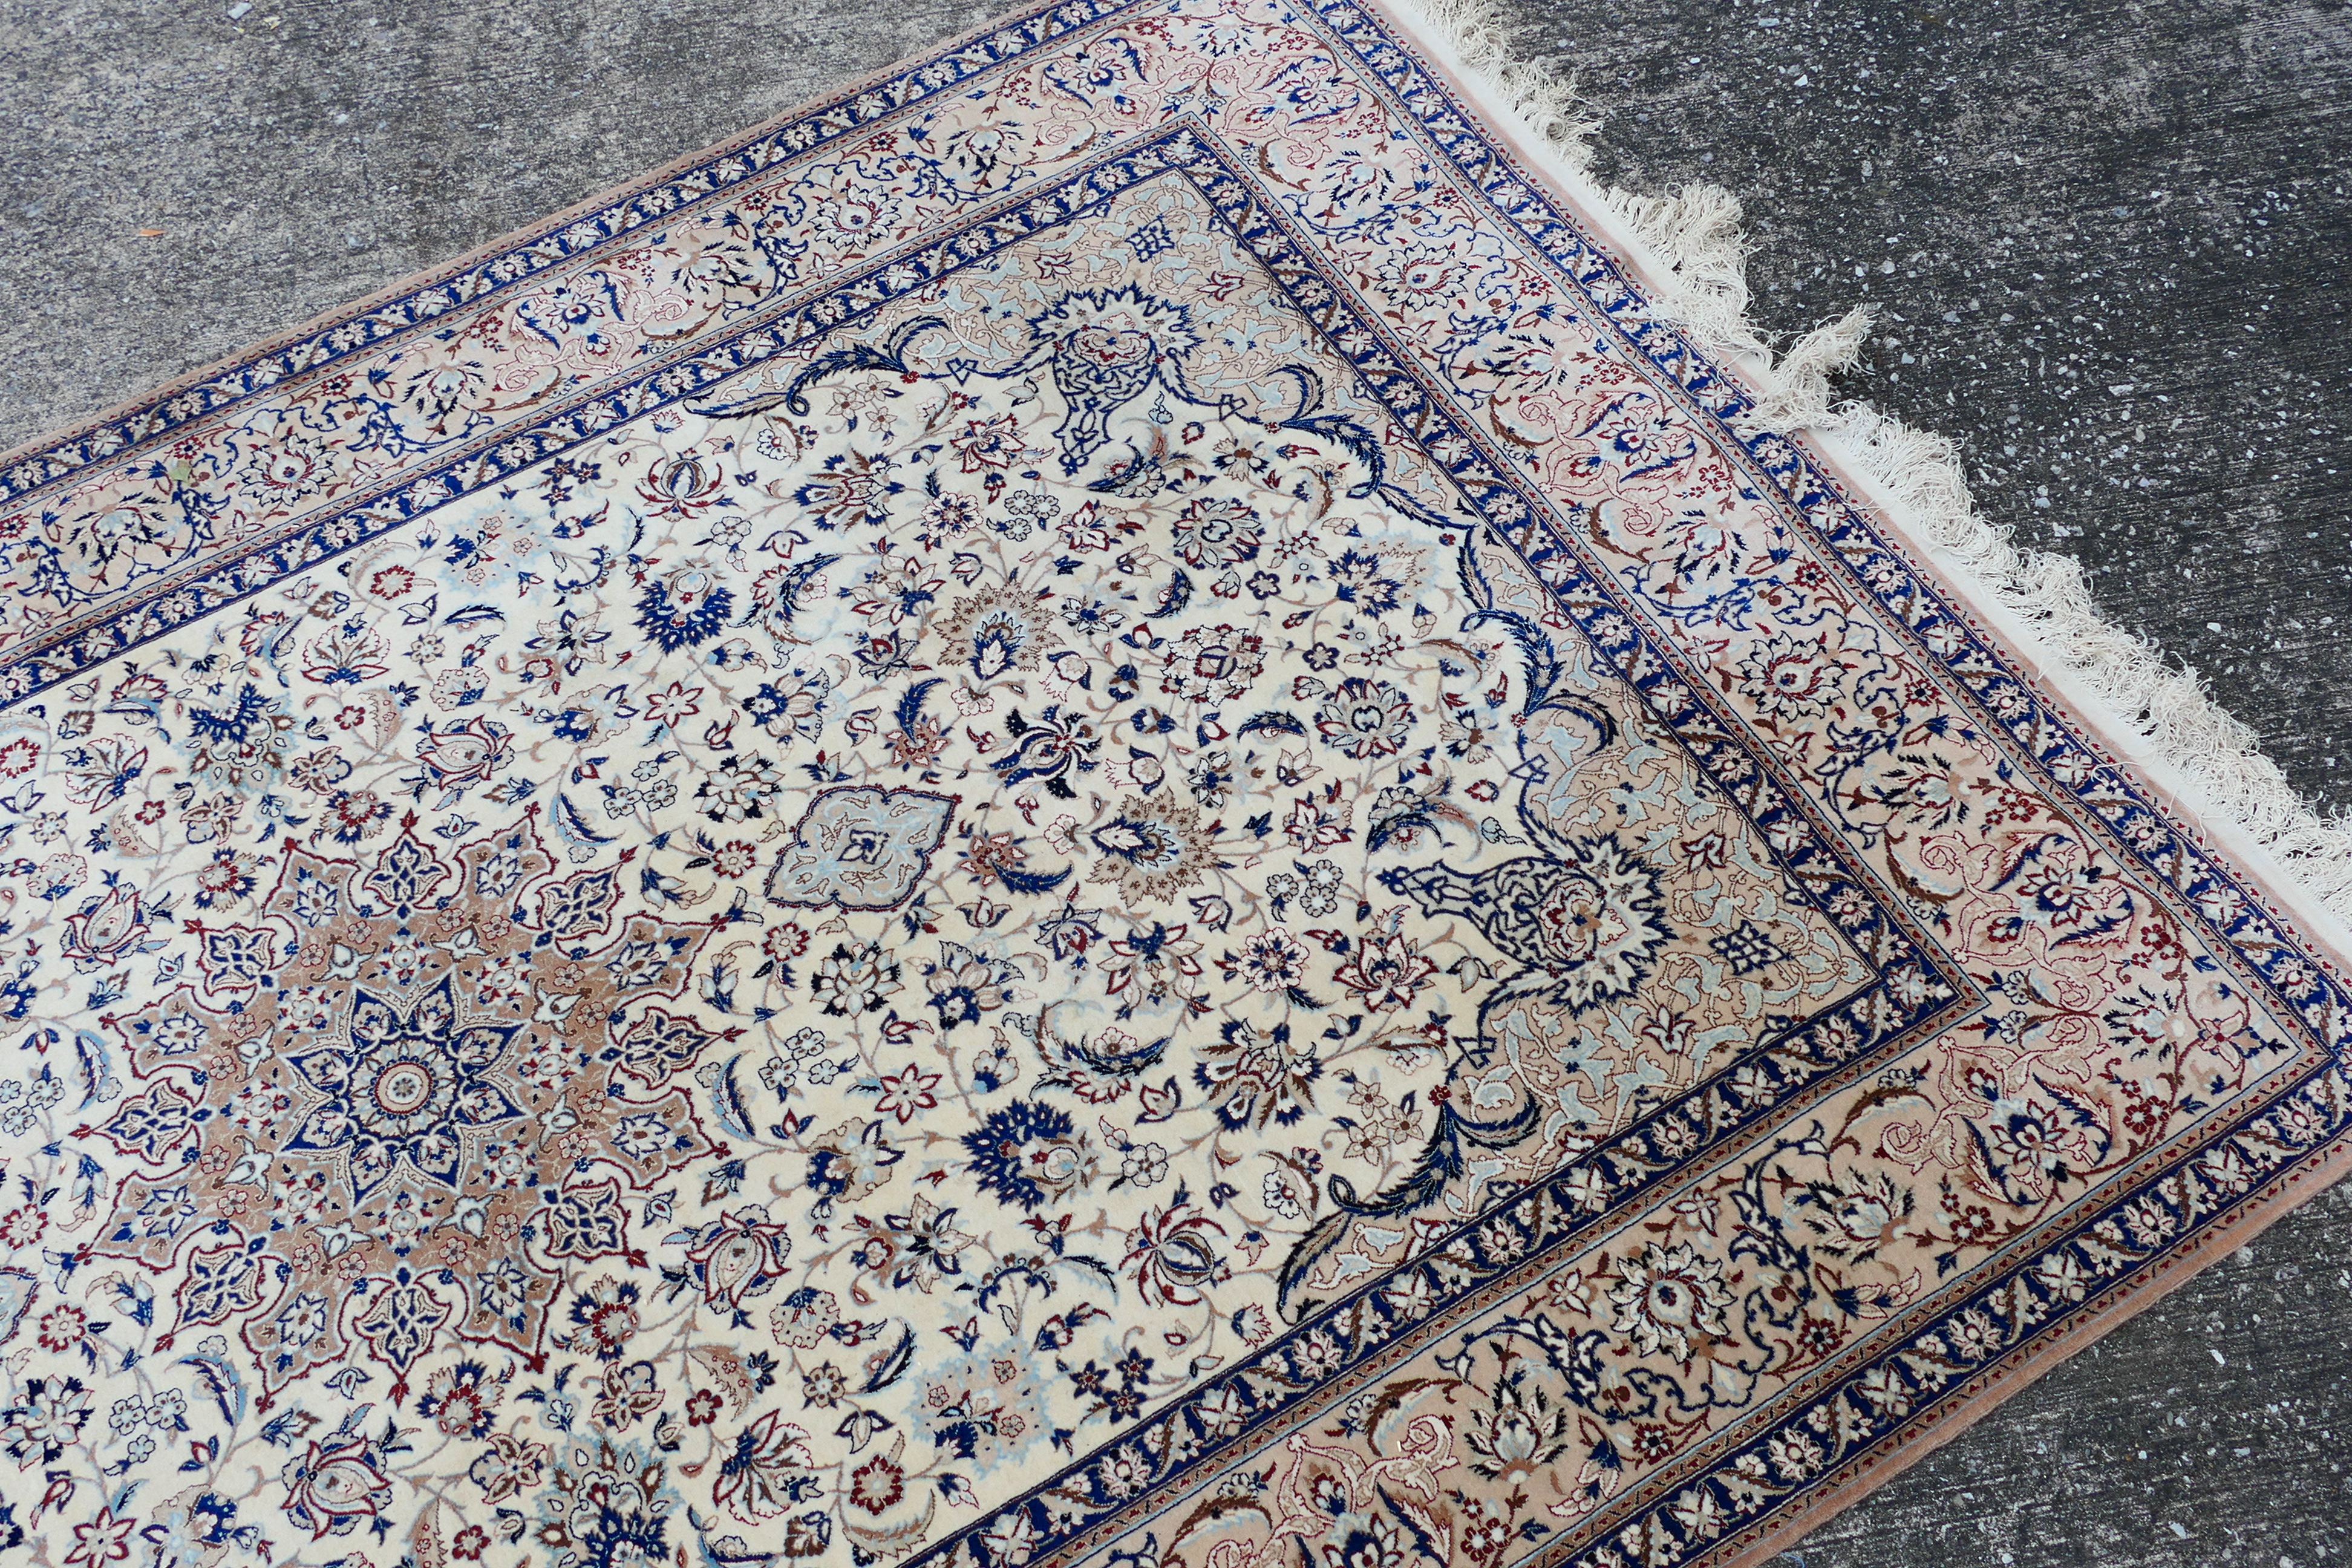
[0, 4, 2344, 1568]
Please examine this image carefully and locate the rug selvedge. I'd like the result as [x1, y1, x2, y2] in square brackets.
[0, 4, 2345, 1568]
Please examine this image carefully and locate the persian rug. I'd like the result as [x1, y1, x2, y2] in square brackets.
[4, 2, 2350, 1566]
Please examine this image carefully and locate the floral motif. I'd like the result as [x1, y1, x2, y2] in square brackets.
[86, 814, 720, 1396]
[765, 785, 958, 910]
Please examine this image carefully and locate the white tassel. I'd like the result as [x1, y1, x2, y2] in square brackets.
[1379, 0, 2352, 918]
[1598, 185, 1763, 357]
[1746, 306, 1873, 426]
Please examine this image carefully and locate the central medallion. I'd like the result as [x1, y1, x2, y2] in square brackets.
[85, 811, 726, 1398]
[283, 975, 529, 1203]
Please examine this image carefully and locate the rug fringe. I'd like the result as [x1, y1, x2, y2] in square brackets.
[1379, 0, 2352, 921]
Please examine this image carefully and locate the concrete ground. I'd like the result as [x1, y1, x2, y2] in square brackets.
[2, 1, 2349, 1563]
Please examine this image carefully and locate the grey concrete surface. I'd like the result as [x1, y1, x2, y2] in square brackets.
[1, 0, 2349, 1564]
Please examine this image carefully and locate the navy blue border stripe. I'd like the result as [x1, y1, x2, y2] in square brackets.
[0, 0, 1123, 510]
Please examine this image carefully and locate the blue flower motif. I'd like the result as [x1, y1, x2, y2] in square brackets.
[635, 575, 733, 653]
[962, 1100, 1079, 1210]
[282, 973, 524, 1203]
[186, 683, 278, 745]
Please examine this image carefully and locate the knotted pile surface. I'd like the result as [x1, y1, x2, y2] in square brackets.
[3, 4, 2345, 1567]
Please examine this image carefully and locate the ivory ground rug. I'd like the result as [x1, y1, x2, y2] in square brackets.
[3, 2, 2350, 1566]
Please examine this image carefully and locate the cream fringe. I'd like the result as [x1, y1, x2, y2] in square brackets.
[1379, 0, 2352, 921]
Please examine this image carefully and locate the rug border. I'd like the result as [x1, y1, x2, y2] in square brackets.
[0, 0, 1073, 481]
[1352, 0, 2352, 935]
[7, 0, 2345, 950]
[2, 1, 2335, 961]
[1360, 0, 2352, 1561]
[1349, 0, 2352, 966]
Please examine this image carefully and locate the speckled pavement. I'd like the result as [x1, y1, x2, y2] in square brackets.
[2, 2, 2349, 1563]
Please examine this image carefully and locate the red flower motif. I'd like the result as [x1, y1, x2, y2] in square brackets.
[1331, 924, 1438, 1013]
[35, 1305, 87, 1353]
[849, 1450, 907, 1514]
[872, 1061, 942, 1125]
[949, 414, 1030, 472]
[63, 1507, 138, 1568]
